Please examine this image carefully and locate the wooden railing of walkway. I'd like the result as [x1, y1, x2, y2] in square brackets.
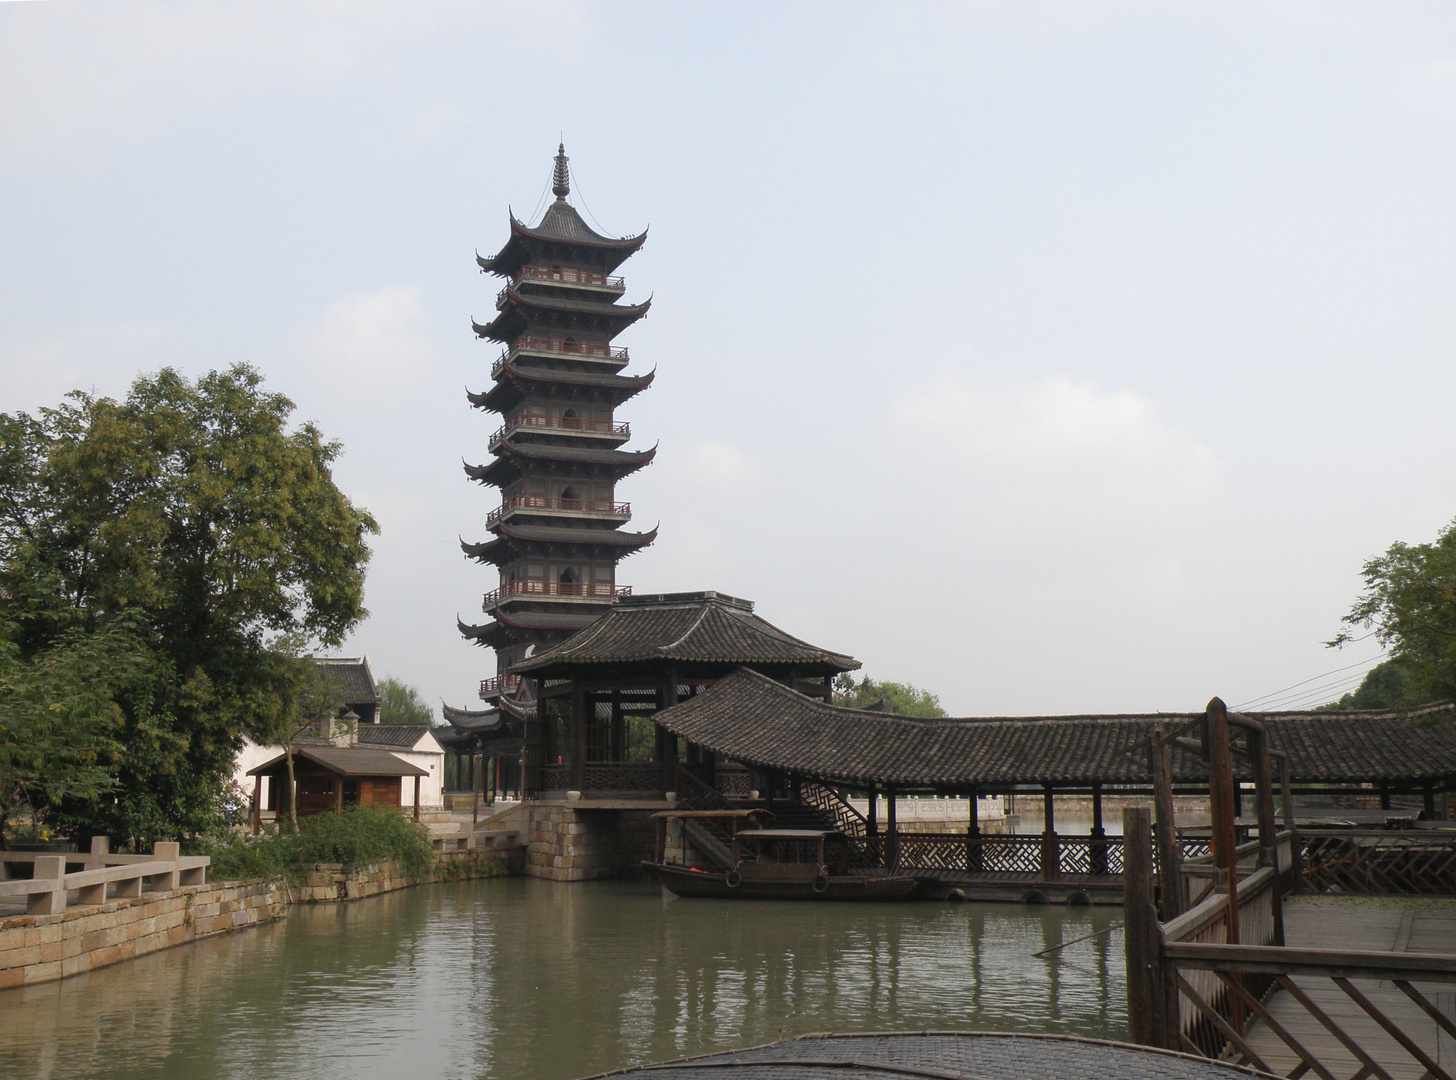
[1126, 698, 1456, 1080]
[0, 837, 209, 915]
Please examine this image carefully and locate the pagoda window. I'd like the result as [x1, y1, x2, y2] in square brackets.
[559, 485, 579, 504]
[559, 567, 578, 585]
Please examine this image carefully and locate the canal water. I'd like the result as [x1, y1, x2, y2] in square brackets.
[0, 879, 1125, 1080]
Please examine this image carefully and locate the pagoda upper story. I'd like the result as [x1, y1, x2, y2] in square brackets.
[459, 146, 658, 704]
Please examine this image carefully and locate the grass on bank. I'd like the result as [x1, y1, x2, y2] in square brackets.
[192, 805, 436, 882]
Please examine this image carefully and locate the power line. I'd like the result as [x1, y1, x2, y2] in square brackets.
[1234, 653, 1386, 711]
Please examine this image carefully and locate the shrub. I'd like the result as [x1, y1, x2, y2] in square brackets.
[192, 806, 434, 882]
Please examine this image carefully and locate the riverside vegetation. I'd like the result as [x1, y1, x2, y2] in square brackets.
[191, 805, 436, 883]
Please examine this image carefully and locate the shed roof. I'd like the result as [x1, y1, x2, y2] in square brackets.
[246, 746, 427, 778]
[649, 668, 1456, 787]
[511, 592, 860, 677]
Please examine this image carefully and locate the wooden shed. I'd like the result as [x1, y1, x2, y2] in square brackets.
[246, 746, 430, 828]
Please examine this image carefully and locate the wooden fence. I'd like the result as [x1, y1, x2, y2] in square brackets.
[0, 838, 209, 915]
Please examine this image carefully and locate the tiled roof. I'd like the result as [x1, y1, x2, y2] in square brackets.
[247, 746, 427, 778]
[458, 610, 600, 644]
[462, 525, 657, 564]
[576, 1032, 1266, 1080]
[313, 657, 380, 706]
[467, 365, 654, 413]
[356, 724, 435, 749]
[512, 592, 860, 676]
[649, 668, 1456, 787]
[464, 443, 656, 487]
[513, 202, 645, 249]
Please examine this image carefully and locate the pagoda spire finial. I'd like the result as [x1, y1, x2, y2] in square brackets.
[552, 142, 570, 200]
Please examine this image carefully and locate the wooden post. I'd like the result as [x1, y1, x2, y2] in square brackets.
[1279, 757, 1303, 895]
[866, 784, 879, 836]
[1041, 784, 1060, 881]
[1424, 782, 1437, 819]
[252, 775, 263, 836]
[1089, 782, 1107, 876]
[1206, 698, 1240, 944]
[1150, 726, 1183, 918]
[334, 775, 344, 814]
[414, 775, 421, 821]
[1248, 725, 1284, 945]
[1123, 807, 1172, 1049]
[1379, 783, 1390, 811]
[967, 788, 983, 872]
[473, 744, 481, 826]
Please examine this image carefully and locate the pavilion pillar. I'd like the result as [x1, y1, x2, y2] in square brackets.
[252, 776, 262, 836]
[1379, 783, 1390, 811]
[334, 775, 344, 814]
[414, 776, 421, 821]
[966, 788, 982, 872]
[1424, 782, 1436, 819]
[1040, 784, 1060, 881]
[886, 787, 898, 870]
[1089, 783, 1107, 876]
[570, 681, 588, 793]
[1248, 725, 1284, 945]
[661, 670, 679, 791]
[611, 691, 624, 761]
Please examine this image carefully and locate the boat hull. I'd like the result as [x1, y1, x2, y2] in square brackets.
[644, 862, 922, 901]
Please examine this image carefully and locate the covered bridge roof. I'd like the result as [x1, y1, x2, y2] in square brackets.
[511, 592, 860, 678]
[650, 668, 1456, 788]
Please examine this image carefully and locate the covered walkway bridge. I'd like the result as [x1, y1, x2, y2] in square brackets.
[650, 668, 1456, 902]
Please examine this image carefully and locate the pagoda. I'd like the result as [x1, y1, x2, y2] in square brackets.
[459, 145, 657, 710]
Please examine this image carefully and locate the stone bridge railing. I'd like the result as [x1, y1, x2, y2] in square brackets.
[0, 839, 208, 915]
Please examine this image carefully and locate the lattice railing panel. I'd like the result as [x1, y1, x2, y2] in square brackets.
[1302, 830, 1456, 895]
[539, 764, 569, 792]
[582, 762, 667, 793]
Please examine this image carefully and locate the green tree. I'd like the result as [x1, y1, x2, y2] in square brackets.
[1317, 658, 1420, 712]
[379, 677, 434, 725]
[1331, 516, 1456, 706]
[0, 615, 152, 845]
[0, 365, 377, 845]
[833, 674, 947, 717]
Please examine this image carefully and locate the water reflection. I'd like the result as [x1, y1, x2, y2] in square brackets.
[0, 880, 1125, 1080]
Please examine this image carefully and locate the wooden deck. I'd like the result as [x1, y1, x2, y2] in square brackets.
[1243, 896, 1456, 1080]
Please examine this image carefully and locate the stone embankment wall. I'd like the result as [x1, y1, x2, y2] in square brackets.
[526, 805, 657, 881]
[294, 849, 520, 901]
[0, 878, 288, 989]
[0, 847, 520, 988]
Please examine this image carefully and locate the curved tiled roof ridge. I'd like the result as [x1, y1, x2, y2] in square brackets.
[648, 668, 1456, 787]
[512, 593, 859, 674]
[511, 202, 646, 249]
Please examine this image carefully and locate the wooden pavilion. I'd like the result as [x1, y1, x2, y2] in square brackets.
[507, 590, 859, 799]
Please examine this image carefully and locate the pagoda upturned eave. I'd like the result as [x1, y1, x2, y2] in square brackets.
[476, 205, 647, 279]
[468, 365, 654, 414]
[472, 291, 651, 344]
[463, 443, 656, 488]
[461, 524, 658, 566]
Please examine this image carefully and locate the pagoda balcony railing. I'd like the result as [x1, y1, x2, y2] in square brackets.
[493, 337, 629, 377]
[517, 266, 625, 290]
[483, 581, 631, 609]
[478, 674, 520, 698]
[496, 270, 625, 308]
[489, 413, 630, 450]
[486, 496, 631, 529]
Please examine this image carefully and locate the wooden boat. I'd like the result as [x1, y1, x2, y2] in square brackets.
[645, 821, 922, 901]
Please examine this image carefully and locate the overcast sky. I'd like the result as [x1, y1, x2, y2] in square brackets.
[4, 1, 1454, 716]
